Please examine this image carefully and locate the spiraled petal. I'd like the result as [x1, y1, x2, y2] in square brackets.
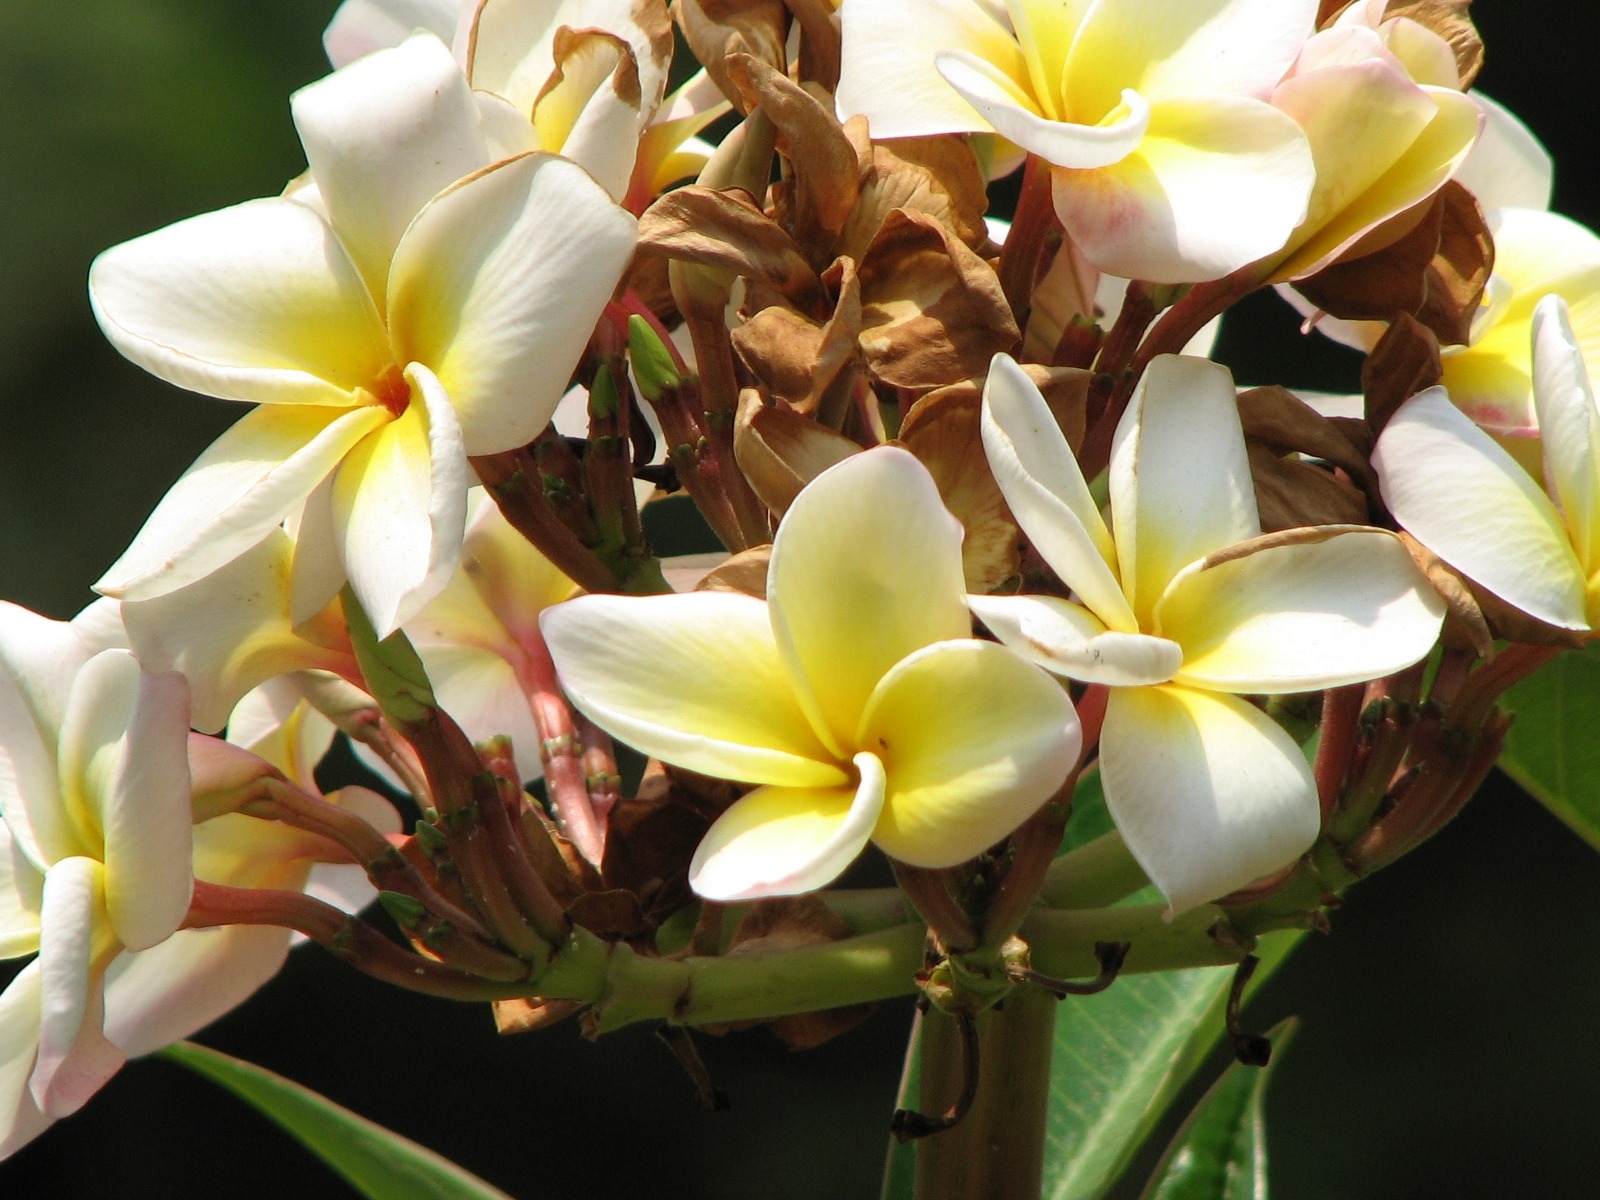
[293, 31, 491, 305]
[1158, 528, 1442, 693]
[981, 354, 1133, 629]
[836, 0, 1030, 139]
[96, 404, 388, 603]
[859, 641, 1078, 867]
[968, 593, 1182, 686]
[1100, 684, 1319, 915]
[1375, 387, 1588, 630]
[1109, 354, 1259, 625]
[387, 152, 638, 455]
[89, 197, 390, 406]
[689, 755, 885, 901]
[0, 822, 43, 959]
[332, 364, 470, 638]
[540, 593, 846, 788]
[1050, 94, 1313, 284]
[769, 447, 970, 757]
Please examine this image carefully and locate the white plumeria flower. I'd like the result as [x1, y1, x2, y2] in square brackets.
[974, 354, 1444, 913]
[0, 604, 191, 1148]
[836, 0, 1318, 283]
[542, 446, 1080, 901]
[1374, 295, 1600, 633]
[90, 32, 637, 637]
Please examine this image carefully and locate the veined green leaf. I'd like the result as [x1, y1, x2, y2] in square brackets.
[1499, 643, 1600, 854]
[1138, 1020, 1297, 1200]
[162, 1041, 513, 1200]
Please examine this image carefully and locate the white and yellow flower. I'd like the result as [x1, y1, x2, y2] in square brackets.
[541, 446, 1080, 901]
[836, 0, 1319, 283]
[974, 354, 1443, 913]
[90, 31, 637, 637]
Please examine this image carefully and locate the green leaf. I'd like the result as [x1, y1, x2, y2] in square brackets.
[1499, 643, 1600, 853]
[880, 1018, 921, 1200]
[162, 1041, 513, 1200]
[1138, 1020, 1297, 1200]
[1041, 930, 1302, 1200]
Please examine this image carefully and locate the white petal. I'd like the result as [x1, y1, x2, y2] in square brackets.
[1100, 684, 1320, 915]
[89, 197, 390, 407]
[689, 753, 885, 901]
[768, 446, 971, 757]
[0, 964, 52, 1160]
[387, 151, 637, 455]
[1454, 91, 1552, 213]
[0, 603, 96, 737]
[97, 405, 388, 604]
[323, 0, 465, 67]
[0, 822, 43, 959]
[968, 593, 1182, 686]
[981, 354, 1134, 630]
[1532, 295, 1600, 573]
[540, 593, 846, 788]
[333, 364, 470, 638]
[293, 31, 490, 303]
[0, 607, 88, 867]
[419, 645, 545, 782]
[1373, 387, 1588, 630]
[1110, 354, 1259, 624]
[1158, 528, 1443, 693]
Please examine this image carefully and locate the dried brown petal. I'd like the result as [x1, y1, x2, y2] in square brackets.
[1394, 531, 1494, 658]
[720, 897, 874, 1049]
[1412, 182, 1494, 348]
[782, 0, 842, 89]
[856, 209, 1019, 390]
[732, 260, 863, 413]
[672, 0, 789, 110]
[837, 136, 990, 263]
[917, 364, 1091, 453]
[493, 997, 584, 1035]
[899, 389, 1023, 592]
[1237, 385, 1377, 494]
[640, 186, 826, 310]
[1247, 444, 1370, 533]
[1023, 237, 1100, 364]
[733, 389, 862, 515]
[1384, 0, 1482, 87]
[694, 543, 774, 597]
[1363, 312, 1442, 434]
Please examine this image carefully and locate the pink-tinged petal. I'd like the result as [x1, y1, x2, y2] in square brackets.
[122, 531, 356, 736]
[457, 491, 579, 646]
[769, 447, 971, 757]
[1051, 94, 1313, 283]
[1065, 0, 1317, 116]
[32, 859, 124, 1119]
[689, 754, 885, 901]
[97, 661, 193, 952]
[69, 600, 129, 657]
[387, 152, 637, 455]
[541, 593, 846, 788]
[981, 355, 1133, 630]
[333, 364, 471, 638]
[860, 641, 1078, 867]
[937, 52, 1148, 170]
[96, 404, 390, 604]
[0, 822, 43, 959]
[419, 645, 545, 782]
[225, 682, 337, 791]
[1158, 528, 1443, 694]
[101, 925, 293, 1058]
[294, 31, 490, 305]
[1455, 91, 1551, 212]
[89, 198, 390, 406]
[968, 593, 1181, 686]
[0, 963, 51, 1160]
[837, 0, 1030, 138]
[323, 0, 465, 66]
[1532, 296, 1600, 573]
[1373, 387, 1588, 630]
[1109, 355, 1259, 625]
[1100, 684, 1319, 915]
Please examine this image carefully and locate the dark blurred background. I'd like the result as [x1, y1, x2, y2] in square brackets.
[3, 2, 1599, 1196]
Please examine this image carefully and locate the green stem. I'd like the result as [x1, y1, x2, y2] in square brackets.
[1038, 829, 1149, 909]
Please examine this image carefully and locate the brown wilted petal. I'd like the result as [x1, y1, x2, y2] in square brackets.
[1384, 0, 1483, 87]
[732, 259, 863, 413]
[1238, 385, 1377, 494]
[1023, 238, 1102, 364]
[837, 136, 991, 263]
[672, 0, 789, 110]
[1395, 531, 1494, 658]
[899, 388, 1023, 592]
[782, 0, 842, 90]
[1247, 443, 1371, 533]
[917, 364, 1092, 453]
[540, 27, 640, 114]
[721, 896, 873, 1050]
[568, 888, 654, 940]
[1363, 312, 1442, 434]
[733, 389, 861, 515]
[727, 54, 860, 259]
[1412, 181, 1493, 348]
[493, 997, 584, 1035]
[640, 185, 826, 310]
[856, 208, 1019, 390]
[1469, 584, 1589, 650]
[695, 543, 774, 597]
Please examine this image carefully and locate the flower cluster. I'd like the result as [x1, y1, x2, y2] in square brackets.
[4, 1, 1599, 1187]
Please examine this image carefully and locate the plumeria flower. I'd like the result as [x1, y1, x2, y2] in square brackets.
[974, 354, 1444, 913]
[1285, 94, 1600, 444]
[541, 446, 1080, 901]
[1373, 295, 1600, 633]
[90, 31, 637, 637]
[836, 0, 1319, 283]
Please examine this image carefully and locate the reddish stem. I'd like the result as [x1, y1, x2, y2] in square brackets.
[521, 624, 610, 868]
[1315, 685, 1365, 825]
[998, 154, 1062, 327]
